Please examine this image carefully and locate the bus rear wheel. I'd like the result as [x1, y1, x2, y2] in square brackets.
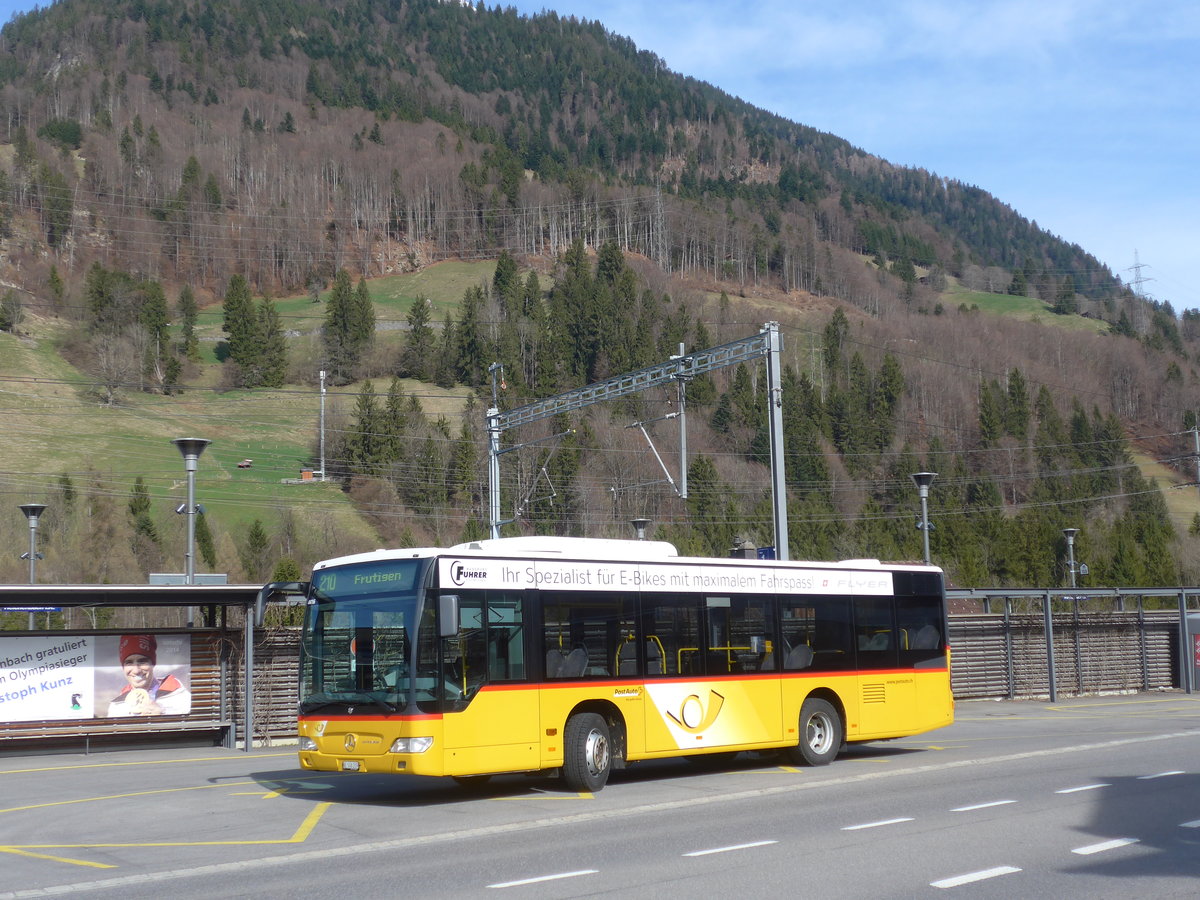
[563, 712, 612, 792]
[787, 697, 842, 766]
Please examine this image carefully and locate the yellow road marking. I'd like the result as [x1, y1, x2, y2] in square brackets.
[1046, 697, 1200, 711]
[738, 765, 803, 774]
[289, 801, 332, 841]
[498, 788, 593, 801]
[4, 803, 332, 851]
[0, 753, 292, 776]
[0, 781, 258, 815]
[233, 788, 326, 799]
[0, 846, 116, 869]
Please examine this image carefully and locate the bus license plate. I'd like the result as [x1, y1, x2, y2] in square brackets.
[341, 760, 361, 772]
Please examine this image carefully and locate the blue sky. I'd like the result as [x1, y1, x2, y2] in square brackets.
[505, 0, 1197, 309]
[2, 0, 1195, 309]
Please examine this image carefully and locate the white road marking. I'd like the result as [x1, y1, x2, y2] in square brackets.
[1138, 771, 1184, 779]
[951, 800, 1016, 812]
[18, 728, 1200, 897]
[841, 817, 914, 831]
[1071, 837, 1138, 855]
[683, 840, 778, 857]
[1180, 819, 1200, 828]
[487, 870, 598, 888]
[931, 865, 1021, 888]
[1055, 783, 1110, 794]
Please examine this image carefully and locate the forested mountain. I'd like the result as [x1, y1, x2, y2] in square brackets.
[1, 0, 1197, 597]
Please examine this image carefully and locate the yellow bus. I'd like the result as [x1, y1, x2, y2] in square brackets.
[295, 536, 953, 791]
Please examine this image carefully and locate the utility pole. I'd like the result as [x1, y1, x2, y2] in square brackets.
[1193, 423, 1199, 503]
[172, 438, 210, 627]
[1063, 528, 1079, 589]
[19, 503, 46, 630]
[911, 472, 937, 565]
[317, 370, 327, 481]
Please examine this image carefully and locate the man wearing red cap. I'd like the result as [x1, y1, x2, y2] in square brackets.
[107, 634, 191, 717]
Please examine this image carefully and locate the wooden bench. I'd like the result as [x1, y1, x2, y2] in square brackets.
[0, 718, 234, 755]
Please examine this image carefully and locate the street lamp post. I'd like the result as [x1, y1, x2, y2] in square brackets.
[172, 438, 210, 627]
[1063, 527, 1079, 589]
[19, 503, 46, 630]
[910, 472, 937, 565]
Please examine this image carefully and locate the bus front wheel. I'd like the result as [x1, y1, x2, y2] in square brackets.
[788, 698, 842, 766]
[563, 713, 612, 792]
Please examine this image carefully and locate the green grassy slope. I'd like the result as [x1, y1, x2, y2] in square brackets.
[0, 261, 495, 578]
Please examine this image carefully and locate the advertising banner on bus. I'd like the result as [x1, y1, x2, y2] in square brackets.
[439, 557, 894, 597]
[0, 634, 191, 723]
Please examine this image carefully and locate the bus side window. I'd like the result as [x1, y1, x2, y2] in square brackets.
[896, 593, 945, 668]
[442, 591, 486, 704]
[641, 594, 702, 677]
[854, 596, 898, 670]
[707, 595, 773, 673]
[542, 592, 633, 678]
[782, 597, 853, 671]
[486, 592, 525, 681]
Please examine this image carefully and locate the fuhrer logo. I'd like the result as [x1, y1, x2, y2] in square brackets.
[451, 562, 487, 585]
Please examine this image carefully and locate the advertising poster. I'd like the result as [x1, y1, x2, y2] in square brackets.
[93, 634, 192, 718]
[0, 636, 95, 722]
[0, 634, 192, 723]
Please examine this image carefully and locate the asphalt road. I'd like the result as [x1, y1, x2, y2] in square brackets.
[2, 691, 1198, 898]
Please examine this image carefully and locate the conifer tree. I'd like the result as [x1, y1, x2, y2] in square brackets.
[380, 376, 408, 464]
[352, 277, 376, 348]
[322, 269, 368, 384]
[222, 274, 256, 371]
[522, 270, 542, 320]
[47, 264, 64, 309]
[492, 249, 520, 318]
[346, 381, 381, 470]
[241, 518, 271, 581]
[139, 281, 171, 382]
[194, 511, 217, 570]
[434, 314, 457, 389]
[177, 284, 201, 361]
[455, 285, 488, 387]
[1005, 368, 1030, 440]
[256, 298, 287, 387]
[401, 297, 434, 380]
[683, 455, 736, 557]
[978, 380, 1004, 446]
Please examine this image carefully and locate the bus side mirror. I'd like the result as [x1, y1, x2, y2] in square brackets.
[439, 594, 460, 638]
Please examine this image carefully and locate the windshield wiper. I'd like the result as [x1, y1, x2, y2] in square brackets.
[362, 696, 397, 713]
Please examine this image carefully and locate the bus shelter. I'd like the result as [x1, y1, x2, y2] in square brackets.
[0, 583, 297, 753]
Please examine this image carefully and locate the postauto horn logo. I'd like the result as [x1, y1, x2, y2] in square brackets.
[450, 561, 488, 586]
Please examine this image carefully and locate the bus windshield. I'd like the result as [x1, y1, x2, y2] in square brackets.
[299, 558, 431, 715]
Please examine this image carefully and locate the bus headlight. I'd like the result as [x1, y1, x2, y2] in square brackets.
[389, 737, 433, 754]
[299, 736, 317, 751]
